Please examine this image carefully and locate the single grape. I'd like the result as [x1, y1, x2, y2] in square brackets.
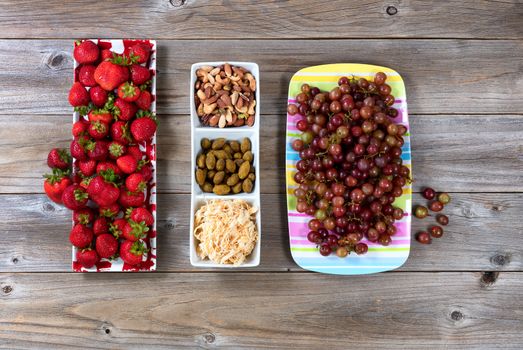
[307, 231, 321, 244]
[354, 243, 368, 255]
[436, 214, 449, 226]
[429, 225, 443, 238]
[429, 201, 444, 212]
[336, 246, 349, 257]
[374, 72, 386, 85]
[437, 192, 451, 205]
[416, 231, 432, 244]
[414, 205, 429, 219]
[287, 104, 299, 115]
[319, 244, 332, 256]
[422, 187, 436, 200]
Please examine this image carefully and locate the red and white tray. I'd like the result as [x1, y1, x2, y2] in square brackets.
[71, 39, 157, 272]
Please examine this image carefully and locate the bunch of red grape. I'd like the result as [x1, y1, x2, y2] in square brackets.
[288, 72, 410, 258]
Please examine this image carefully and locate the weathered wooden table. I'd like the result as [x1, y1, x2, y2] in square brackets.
[0, 1, 522, 348]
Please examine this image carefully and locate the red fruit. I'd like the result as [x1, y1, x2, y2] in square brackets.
[93, 216, 110, 236]
[62, 184, 88, 210]
[108, 141, 127, 159]
[78, 158, 97, 176]
[89, 86, 108, 107]
[79, 176, 93, 189]
[73, 208, 95, 225]
[130, 116, 157, 142]
[122, 219, 149, 241]
[76, 249, 99, 268]
[129, 207, 154, 226]
[99, 203, 120, 218]
[126, 173, 146, 193]
[120, 240, 147, 265]
[43, 168, 72, 204]
[87, 170, 120, 206]
[126, 145, 143, 161]
[114, 98, 137, 121]
[88, 121, 109, 139]
[47, 148, 71, 170]
[94, 61, 129, 91]
[69, 223, 93, 248]
[139, 163, 153, 182]
[117, 154, 138, 174]
[119, 188, 145, 208]
[78, 65, 97, 87]
[110, 218, 127, 238]
[96, 161, 123, 177]
[111, 121, 132, 145]
[135, 90, 152, 110]
[129, 43, 151, 64]
[96, 233, 118, 259]
[68, 82, 90, 107]
[72, 120, 88, 137]
[100, 49, 114, 61]
[85, 140, 109, 161]
[117, 82, 141, 102]
[88, 109, 113, 124]
[70, 137, 88, 161]
[130, 64, 151, 85]
[74, 40, 99, 64]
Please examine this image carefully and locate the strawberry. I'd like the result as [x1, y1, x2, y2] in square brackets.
[125, 173, 146, 193]
[74, 40, 99, 64]
[119, 187, 145, 208]
[78, 158, 97, 176]
[111, 121, 132, 145]
[79, 175, 94, 189]
[89, 86, 108, 107]
[68, 82, 90, 107]
[135, 90, 152, 110]
[69, 223, 93, 248]
[122, 219, 149, 242]
[120, 240, 147, 265]
[128, 207, 154, 226]
[94, 61, 129, 91]
[96, 161, 123, 177]
[117, 154, 138, 174]
[130, 114, 157, 142]
[117, 82, 141, 102]
[129, 43, 151, 64]
[87, 169, 120, 206]
[99, 202, 120, 218]
[126, 145, 143, 161]
[114, 98, 137, 121]
[88, 120, 109, 139]
[139, 163, 153, 182]
[85, 140, 109, 161]
[110, 218, 127, 238]
[76, 248, 99, 268]
[72, 120, 88, 137]
[95, 233, 118, 259]
[78, 65, 97, 87]
[70, 136, 89, 160]
[47, 148, 71, 170]
[62, 184, 88, 210]
[43, 168, 71, 204]
[93, 216, 110, 235]
[88, 109, 113, 124]
[101, 49, 114, 61]
[108, 141, 126, 159]
[73, 208, 95, 225]
[130, 64, 151, 85]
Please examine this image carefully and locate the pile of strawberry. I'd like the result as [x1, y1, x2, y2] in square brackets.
[43, 39, 157, 270]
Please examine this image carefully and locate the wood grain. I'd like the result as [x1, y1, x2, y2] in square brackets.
[0, 193, 520, 272]
[0, 0, 521, 39]
[0, 40, 522, 116]
[1, 114, 521, 194]
[0, 272, 521, 349]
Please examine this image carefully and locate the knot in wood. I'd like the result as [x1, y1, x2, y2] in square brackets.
[165, 221, 175, 231]
[11, 257, 19, 264]
[46, 51, 67, 70]
[450, 310, 463, 321]
[386, 6, 398, 16]
[43, 203, 55, 212]
[481, 271, 499, 286]
[2, 285, 13, 294]
[203, 333, 215, 344]
[491, 253, 510, 266]
[170, 0, 186, 7]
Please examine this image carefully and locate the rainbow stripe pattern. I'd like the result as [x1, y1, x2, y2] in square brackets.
[286, 64, 411, 275]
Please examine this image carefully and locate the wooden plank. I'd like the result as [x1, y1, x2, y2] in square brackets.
[0, 193, 520, 272]
[1, 114, 522, 194]
[0, 1, 521, 39]
[0, 40, 522, 116]
[0, 272, 521, 349]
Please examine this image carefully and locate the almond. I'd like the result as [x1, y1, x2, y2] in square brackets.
[203, 103, 217, 114]
[224, 63, 232, 77]
[218, 114, 226, 128]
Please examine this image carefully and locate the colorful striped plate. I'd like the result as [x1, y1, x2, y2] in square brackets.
[286, 63, 411, 275]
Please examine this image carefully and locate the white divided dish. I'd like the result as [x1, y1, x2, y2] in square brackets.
[189, 62, 261, 268]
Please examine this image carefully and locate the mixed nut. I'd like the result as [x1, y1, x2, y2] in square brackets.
[194, 63, 256, 128]
[195, 137, 256, 195]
